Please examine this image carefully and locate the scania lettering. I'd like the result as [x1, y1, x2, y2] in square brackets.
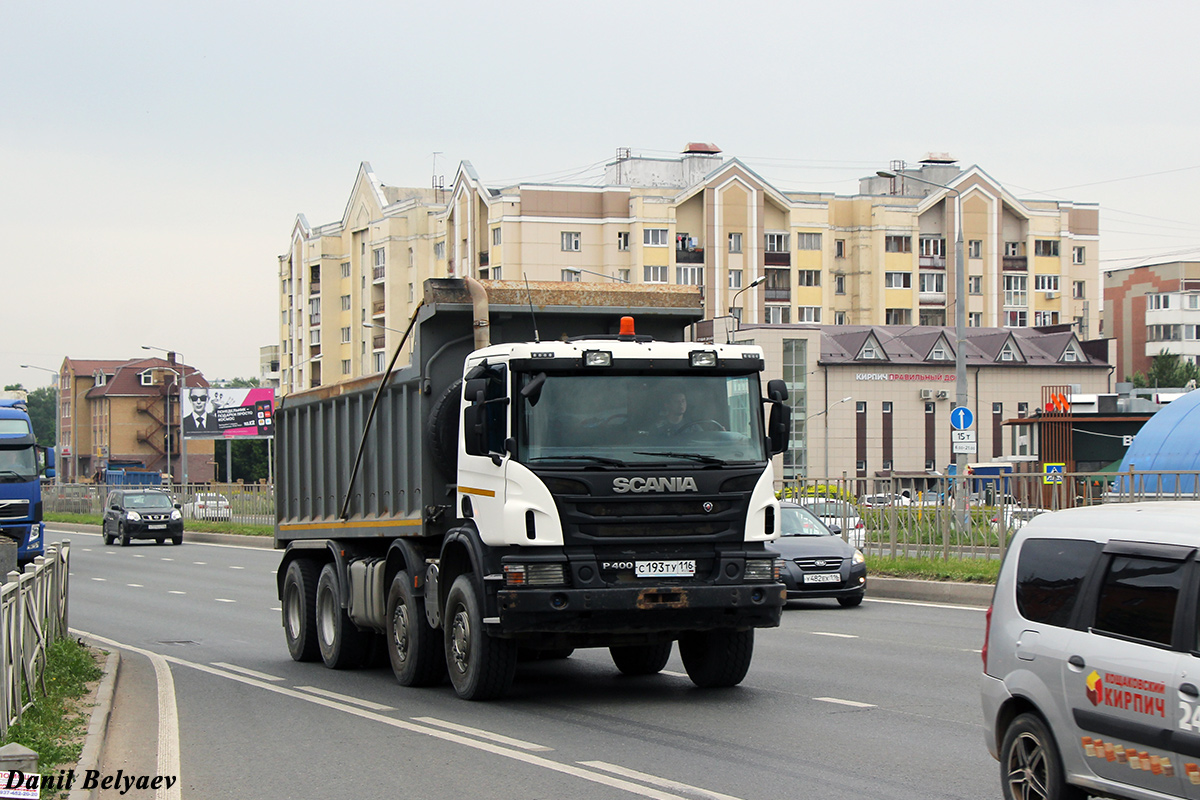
[275, 279, 789, 700]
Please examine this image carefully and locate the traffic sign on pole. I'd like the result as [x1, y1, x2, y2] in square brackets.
[950, 406, 974, 430]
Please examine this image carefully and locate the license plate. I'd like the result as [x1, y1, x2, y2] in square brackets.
[636, 560, 696, 578]
[804, 573, 841, 584]
[148, 524, 167, 530]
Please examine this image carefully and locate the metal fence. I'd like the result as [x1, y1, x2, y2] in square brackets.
[44, 483, 276, 526]
[1, 542, 70, 736]
[778, 469, 1200, 561]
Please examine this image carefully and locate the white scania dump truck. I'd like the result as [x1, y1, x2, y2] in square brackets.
[275, 278, 790, 699]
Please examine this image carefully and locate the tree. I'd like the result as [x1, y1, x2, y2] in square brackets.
[2, 383, 55, 446]
[1127, 351, 1200, 389]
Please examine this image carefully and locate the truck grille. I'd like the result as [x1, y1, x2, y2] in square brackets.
[0, 501, 30, 520]
[560, 495, 745, 543]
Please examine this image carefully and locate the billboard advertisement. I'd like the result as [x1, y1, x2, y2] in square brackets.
[181, 387, 275, 439]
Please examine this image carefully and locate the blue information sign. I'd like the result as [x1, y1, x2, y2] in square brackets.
[950, 406, 974, 430]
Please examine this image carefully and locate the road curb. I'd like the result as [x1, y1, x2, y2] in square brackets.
[868, 575, 994, 607]
[67, 646, 119, 800]
[49, 522, 275, 549]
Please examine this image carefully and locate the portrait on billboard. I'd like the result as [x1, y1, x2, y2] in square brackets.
[181, 387, 275, 439]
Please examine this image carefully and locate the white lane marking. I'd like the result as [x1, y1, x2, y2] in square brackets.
[215, 598, 236, 603]
[661, 670, 688, 679]
[270, 607, 281, 612]
[160, 558, 175, 562]
[811, 632, 857, 639]
[413, 717, 552, 751]
[91, 577, 106, 582]
[193, 562, 207, 565]
[133, 554, 145, 558]
[865, 597, 986, 612]
[169, 591, 186, 595]
[814, 697, 876, 709]
[78, 632, 182, 800]
[580, 761, 743, 800]
[127, 584, 143, 588]
[211, 663, 284, 682]
[229, 565, 244, 570]
[47, 529, 273, 552]
[72, 632, 718, 800]
[295, 686, 395, 711]
[963, 648, 983, 654]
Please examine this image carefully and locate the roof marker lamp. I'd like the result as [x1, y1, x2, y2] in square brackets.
[584, 350, 612, 367]
[690, 350, 718, 368]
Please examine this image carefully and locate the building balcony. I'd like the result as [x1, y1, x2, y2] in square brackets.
[372, 266, 385, 282]
[765, 251, 791, 267]
[1003, 256, 1028, 271]
[676, 248, 705, 264]
[373, 334, 385, 350]
[919, 292, 947, 306]
[310, 281, 320, 295]
[919, 255, 946, 269]
[479, 251, 489, 267]
[309, 313, 321, 325]
[764, 287, 791, 303]
[372, 301, 385, 317]
[310, 344, 321, 358]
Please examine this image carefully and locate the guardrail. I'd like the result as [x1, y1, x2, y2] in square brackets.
[778, 469, 1200, 561]
[0, 542, 70, 737]
[45, 483, 276, 525]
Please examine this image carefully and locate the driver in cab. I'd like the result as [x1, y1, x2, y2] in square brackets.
[654, 391, 689, 436]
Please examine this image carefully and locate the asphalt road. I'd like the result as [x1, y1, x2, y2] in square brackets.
[53, 527, 1002, 800]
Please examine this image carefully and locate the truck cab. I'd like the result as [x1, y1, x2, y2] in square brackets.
[0, 399, 51, 564]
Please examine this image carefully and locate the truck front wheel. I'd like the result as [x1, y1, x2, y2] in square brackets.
[282, 560, 320, 662]
[444, 574, 517, 700]
[386, 571, 445, 687]
[316, 564, 370, 669]
[610, 642, 673, 676]
[679, 628, 754, 688]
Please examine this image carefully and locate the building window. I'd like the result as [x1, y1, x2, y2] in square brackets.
[478, 268, 490, 280]
[855, 401, 867, 413]
[882, 402, 893, 414]
[968, 240, 982, 259]
[562, 269, 580, 282]
[644, 228, 669, 247]
[835, 274, 845, 294]
[930, 344, 949, 360]
[728, 232, 742, 253]
[434, 241, 445, 260]
[919, 272, 945, 293]
[617, 269, 629, 283]
[1073, 280, 1086, 299]
[1034, 311, 1060, 326]
[969, 312, 982, 327]
[341, 359, 351, 375]
[340, 294, 351, 311]
[617, 232, 630, 251]
[1004, 310, 1028, 328]
[340, 262, 351, 278]
[919, 236, 945, 257]
[1035, 275, 1060, 293]
[492, 266, 503, 280]
[796, 307, 821, 322]
[373, 352, 386, 373]
[373, 247, 385, 268]
[492, 227, 502, 246]
[885, 308, 911, 325]
[340, 326, 351, 343]
[1034, 240, 1060, 257]
[835, 239, 846, 258]
[796, 232, 822, 251]
[765, 306, 790, 324]
[765, 233, 789, 252]
[1004, 275, 1027, 306]
[408, 247, 414, 268]
[781, 338, 807, 479]
[925, 403, 934, 414]
[884, 271, 912, 289]
[728, 269, 743, 289]
[1004, 241, 1020, 257]
[885, 235, 912, 253]
[408, 283, 414, 302]
[1148, 293, 1171, 310]
[856, 460, 868, 472]
[797, 270, 821, 287]
[968, 275, 983, 294]
[677, 266, 704, 286]
[644, 265, 667, 283]
[834, 311, 847, 325]
[561, 231, 581, 252]
[1072, 246, 1085, 265]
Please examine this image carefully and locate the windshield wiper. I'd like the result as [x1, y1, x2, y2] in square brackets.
[527, 455, 628, 467]
[0, 470, 25, 482]
[633, 451, 727, 466]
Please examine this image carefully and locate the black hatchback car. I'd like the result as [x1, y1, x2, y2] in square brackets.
[102, 489, 184, 545]
[771, 502, 867, 607]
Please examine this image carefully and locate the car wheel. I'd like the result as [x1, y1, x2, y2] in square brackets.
[282, 559, 320, 662]
[385, 570, 445, 687]
[610, 642, 672, 676]
[444, 574, 517, 700]
[315, 563, 370, 669]
[838, 595, 864, 608]
[1000, 712, 1085, 800]
[103, 525, 114, 546]
[119, 524, 130, 547]
[678, 628, 754, 688]
[171, 535, 182, 545]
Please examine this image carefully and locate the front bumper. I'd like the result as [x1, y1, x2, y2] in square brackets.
[124, 520, 184, 539]
[495, 582, 785, 635]
[780, 562, 867, 600]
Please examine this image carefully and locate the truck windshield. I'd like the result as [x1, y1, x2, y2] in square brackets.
[517, 373, 767, 466]
[0, 446, 37, 480]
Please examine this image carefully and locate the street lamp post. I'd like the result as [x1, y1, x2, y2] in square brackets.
[142, 346, 188, 489]
[810, 395, 853, 477]
[877, 169, 968, 527]
[730, 274, 767, 322]
[19, 364, 61, 485]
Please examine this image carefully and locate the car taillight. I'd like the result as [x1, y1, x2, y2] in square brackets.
[982, 604, 992, 674]
[853, 520, 864, 529]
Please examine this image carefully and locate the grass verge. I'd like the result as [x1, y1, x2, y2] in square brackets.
[865, 555, 1000, 584]
[0, 637, 103, 786]
[45, 512, 273, 537]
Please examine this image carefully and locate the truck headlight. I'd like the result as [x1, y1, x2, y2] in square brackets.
[744, 558, 782, 582]
[504, 564, 567, 587]
[583, 351, 612, 367]
[689, 350, 718, 367]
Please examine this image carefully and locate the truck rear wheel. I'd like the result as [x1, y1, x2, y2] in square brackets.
[282, 560, 320, 662]
[386, 571, 445, 686]
[445, 574, 517, 700]
[316, 563, 370, 669]
[679, 628, 754, 688]
[610, 642, 673, 676]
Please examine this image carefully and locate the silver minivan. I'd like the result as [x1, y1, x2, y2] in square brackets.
[982, 502, 1200, 800]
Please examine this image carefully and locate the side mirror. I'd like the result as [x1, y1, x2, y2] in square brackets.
[462, 379, 489, 457]
[520, 373, 546, 406]
[766, 379, 789, 403]
[767, 402, 791, 456]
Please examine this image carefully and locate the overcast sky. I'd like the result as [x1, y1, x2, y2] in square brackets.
[4, 0, 1198, 391]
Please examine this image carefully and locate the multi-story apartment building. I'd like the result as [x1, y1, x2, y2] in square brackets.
[1104, 260, 1200, 381]
[279, 148, 1100, 393]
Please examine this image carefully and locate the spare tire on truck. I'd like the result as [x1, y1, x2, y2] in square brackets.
[427, 379, 461, 479]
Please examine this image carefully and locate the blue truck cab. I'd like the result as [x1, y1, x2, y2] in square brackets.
[0, 399, 53, 564]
